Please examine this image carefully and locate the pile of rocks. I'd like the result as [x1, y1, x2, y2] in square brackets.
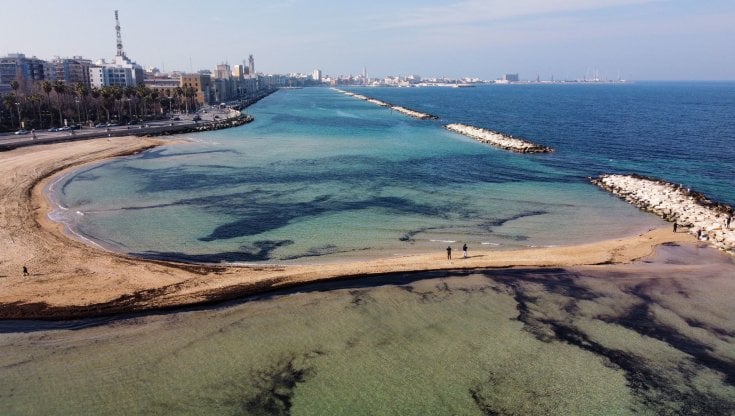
[390, 106, 438, 120]
[592, 174, 734, 254]
[332, 88, 439, 120]
[445, 123, 553, 153]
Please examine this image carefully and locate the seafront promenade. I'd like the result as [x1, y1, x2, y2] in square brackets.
[333, 88, 439, 119]
[592, 174, 735, 254]
[0, 89, 276, 152]
[445, 123, 553, 153]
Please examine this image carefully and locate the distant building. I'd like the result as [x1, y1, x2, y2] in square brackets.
[89, 56, 145, 88]
[214, 63, 231, 80]
[0, 53, 50, 91]
[49, 57, 93, 87]
[180, 73, 211, 105]
[503, 73, 519, 82]
[248, 55, 255, 78]
[232, 65, 245, 79]
[312, 69, 322, 82]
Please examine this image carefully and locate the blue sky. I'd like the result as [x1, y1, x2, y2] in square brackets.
[2, 0, 733, 80]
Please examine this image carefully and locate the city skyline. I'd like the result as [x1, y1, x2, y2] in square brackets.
[1, 0, 734, 80]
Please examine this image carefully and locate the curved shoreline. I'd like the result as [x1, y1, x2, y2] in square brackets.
[0, 138, 697, 320]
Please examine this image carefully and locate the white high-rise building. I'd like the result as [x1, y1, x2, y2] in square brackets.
[312, 69, 322, 82]
[89, 10, 144, 88]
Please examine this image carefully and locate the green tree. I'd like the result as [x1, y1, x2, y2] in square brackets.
[42, 81, 53, 128]
[52, 81, 66, 126]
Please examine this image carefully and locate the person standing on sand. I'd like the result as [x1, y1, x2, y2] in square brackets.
[22, 266, 29, 276]
[447, 246, 452, 260]
[463, 243, 468, 258]
[673, 223, 678, 233]
[726, 214, 732, 230]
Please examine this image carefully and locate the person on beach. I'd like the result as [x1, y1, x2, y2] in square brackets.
[463, 243, 468, 258]
[22, 266, 29, 276]
[447, 246, 452, 260]
[673, 223, 678, 233]
[726, 214, 732, 230]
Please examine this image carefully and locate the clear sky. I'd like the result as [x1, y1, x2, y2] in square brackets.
[2, 0, 733, 80]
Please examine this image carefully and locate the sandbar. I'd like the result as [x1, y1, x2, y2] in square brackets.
[0, 137, 697, 320]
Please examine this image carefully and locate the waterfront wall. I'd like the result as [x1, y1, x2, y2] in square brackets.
[592, 174, 735, 254]
[333, 88, 439, 120]
[445, 123, 553, 153]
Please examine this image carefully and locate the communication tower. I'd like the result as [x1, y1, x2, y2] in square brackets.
[115, 10, 126, 59]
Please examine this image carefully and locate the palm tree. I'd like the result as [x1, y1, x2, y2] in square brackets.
[90, 87, 101, 122]
[3, 93, 18, 129]
[42, 81, 52, 128]
[124, 86, 135, 120]
[75, 82, 89, 125]
[52, 81, 66, 126]
[174, 87, 183, 113]
[100, 86, 113, 122]
[28, 93, 43, 129]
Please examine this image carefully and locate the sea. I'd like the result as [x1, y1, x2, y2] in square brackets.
[2, 82, 735, 415]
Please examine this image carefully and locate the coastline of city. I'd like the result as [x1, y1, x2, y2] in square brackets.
[2, 3, 735, 414]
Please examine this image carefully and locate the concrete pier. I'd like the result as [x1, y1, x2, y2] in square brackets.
[333, 88, 439, 120]
[445, 123, 553, 153]
[592, 174, 734, 254]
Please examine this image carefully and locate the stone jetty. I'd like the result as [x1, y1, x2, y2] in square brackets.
[332, 88, 439, 120]
[445, 123, 553, 153]
[592, 174, 735, 254]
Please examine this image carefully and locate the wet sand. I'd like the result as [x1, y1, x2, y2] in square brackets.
[0, 137, 698, 320]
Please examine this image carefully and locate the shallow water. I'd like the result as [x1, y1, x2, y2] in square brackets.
[49, 88, 664, 264]
[1, 244, 734, 415]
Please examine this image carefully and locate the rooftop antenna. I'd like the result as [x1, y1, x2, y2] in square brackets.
[114, 10, 126, 59]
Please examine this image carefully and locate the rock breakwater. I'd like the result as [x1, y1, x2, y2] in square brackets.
[445, 123, 553, 153]
[333, 88, 439, 120]
[592, 174, 735, 254]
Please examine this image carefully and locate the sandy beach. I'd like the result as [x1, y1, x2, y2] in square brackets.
[0, 137, 698, 320]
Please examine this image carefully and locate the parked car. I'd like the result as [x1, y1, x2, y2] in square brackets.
[47, 127, 58, 132]
[57, 126, 71, 131]
[70, 124, 82, 130]
[14, 129, 29, 135]
[192, 115, 202, 122]
[95, 123, 107, 128]
[172, 117, 180, 121]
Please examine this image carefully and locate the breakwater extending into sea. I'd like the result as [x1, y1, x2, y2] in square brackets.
[445, 123, 553, 153]
[333, 88, 439, 119]
[592, 174, 735, 254]
[334, 87, 554, 153]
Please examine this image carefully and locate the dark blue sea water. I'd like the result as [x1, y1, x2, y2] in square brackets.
[351, 82, 735, 206]
[50, 82, 733, 263]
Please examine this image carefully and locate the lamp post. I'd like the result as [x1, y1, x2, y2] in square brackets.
[14, 102, 21, 129]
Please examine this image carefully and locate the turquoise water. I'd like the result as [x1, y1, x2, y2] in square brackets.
[50, 88, 662, 263]
[2, 245, 734, 415]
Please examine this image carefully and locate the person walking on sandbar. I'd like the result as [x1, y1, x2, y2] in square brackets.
[22, 266, 29, 276]
[447, 246, 452, 260]
[463, 243, 468, 258]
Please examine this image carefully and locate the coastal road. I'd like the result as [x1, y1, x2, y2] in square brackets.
[0, 106, 233, 149]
